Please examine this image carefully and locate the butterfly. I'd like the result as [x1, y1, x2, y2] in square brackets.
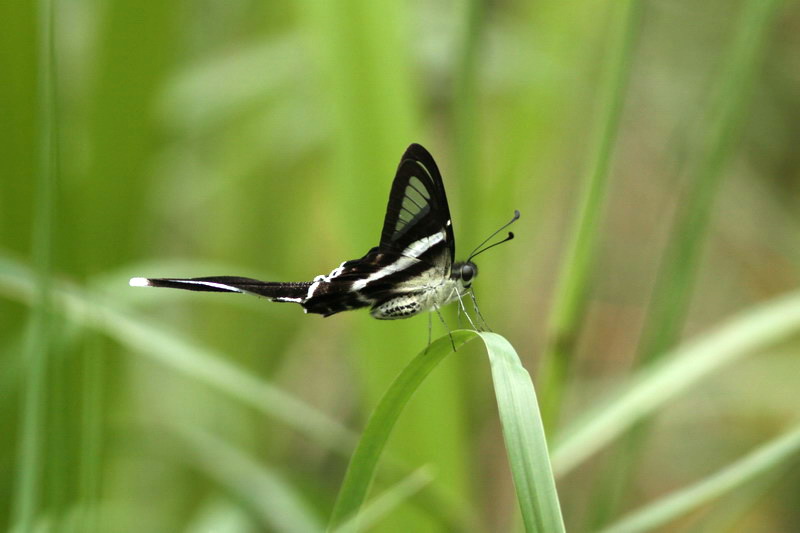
[130, 143, 518, 330]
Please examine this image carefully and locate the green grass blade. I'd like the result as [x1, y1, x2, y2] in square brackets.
[12, 0, 56, 528]
[0, 254, 355, 454]
[479, 332, 565, 533]
[328, 330, 564, 533]
[683, 470, 786, 533]
[599, 422, 800, 533]
[553, 290, 800, 476]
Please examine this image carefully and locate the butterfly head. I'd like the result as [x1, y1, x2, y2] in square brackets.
[453, 261, 479, 289]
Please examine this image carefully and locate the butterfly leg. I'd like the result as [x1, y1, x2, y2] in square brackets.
[469, 290, 491, 332]
[434, 307, 456, 351]
[425, 312, 433, 354]
[456, 291, 478, 331]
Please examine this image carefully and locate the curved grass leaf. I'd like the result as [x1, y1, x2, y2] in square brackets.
[599, 422, 800, 533]
[553, 290, 800, 476]
[173, 424, 323, 533]
[328, 330, 564, 533]
[482, 332, 565, 533]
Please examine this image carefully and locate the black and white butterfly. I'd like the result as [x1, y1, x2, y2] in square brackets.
[130, 144, 518, 330]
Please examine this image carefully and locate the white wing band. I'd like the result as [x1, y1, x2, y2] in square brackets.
[402, 230, 445, 258]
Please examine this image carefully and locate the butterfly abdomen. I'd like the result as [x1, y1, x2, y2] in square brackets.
[370, 295, 423, 319]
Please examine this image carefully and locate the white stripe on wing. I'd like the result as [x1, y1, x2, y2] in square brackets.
[306, 261, 347, 300]
[350, 230, 446, 292]
[351, 255, 421, 291]
[402, 230, 445, 258]
[163, 279, 243, 292]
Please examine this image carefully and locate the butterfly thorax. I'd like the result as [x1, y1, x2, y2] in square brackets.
[370, 260, 477, 320]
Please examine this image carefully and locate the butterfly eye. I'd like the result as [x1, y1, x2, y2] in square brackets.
[461, 263, 476, 283]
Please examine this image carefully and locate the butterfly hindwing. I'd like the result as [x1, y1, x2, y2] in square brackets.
[134, 276, 311, 302]
[300, 249, 433, 316]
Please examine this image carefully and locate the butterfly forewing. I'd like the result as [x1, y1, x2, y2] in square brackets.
[379, 144, 455, 270]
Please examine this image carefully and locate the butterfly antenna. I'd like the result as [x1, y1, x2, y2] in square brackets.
[467, 210, 520, 262]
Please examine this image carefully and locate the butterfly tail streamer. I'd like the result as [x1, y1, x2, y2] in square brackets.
[129, 276, 312, 302]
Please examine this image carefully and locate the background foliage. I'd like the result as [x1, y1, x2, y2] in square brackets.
[2, 0, 799, 531]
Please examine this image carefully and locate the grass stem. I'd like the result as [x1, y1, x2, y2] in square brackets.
[12, 0, 57, 528]
[538, 0, 641, 431]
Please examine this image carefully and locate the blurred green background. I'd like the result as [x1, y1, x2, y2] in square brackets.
[2, 0, 799, 531]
